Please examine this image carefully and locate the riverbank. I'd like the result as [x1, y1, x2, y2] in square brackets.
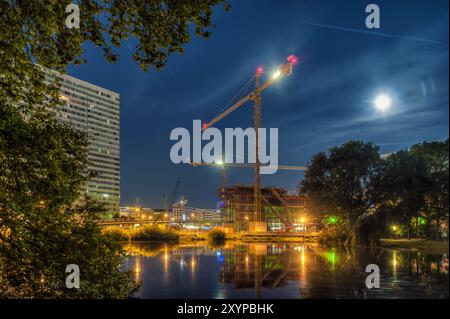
[103, 226, 449, 253]
[380, 239, 449, 254]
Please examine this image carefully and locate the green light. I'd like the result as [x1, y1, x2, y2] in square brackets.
[418, 217, 426, 225]
[325, 216, 338, 225]
[325, 249, 339, 266]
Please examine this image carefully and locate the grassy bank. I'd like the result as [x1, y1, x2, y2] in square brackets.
[102, 227, 225, 243]
[102, 226, 180, 242]
[101, 227, 323, 244]
[380, 239, 449, 254]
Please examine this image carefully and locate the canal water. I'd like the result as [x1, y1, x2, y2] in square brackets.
[122, 242, 449, 299]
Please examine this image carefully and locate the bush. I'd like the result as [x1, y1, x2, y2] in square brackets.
[208, 229, 226, 241]
[131, 226, 179, 242]
[102, 227, 130, 241]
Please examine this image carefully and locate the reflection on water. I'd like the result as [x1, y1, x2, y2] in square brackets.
[121, 242, 449, 299]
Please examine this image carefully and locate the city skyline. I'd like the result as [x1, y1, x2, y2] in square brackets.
[66, 0, 448, 208]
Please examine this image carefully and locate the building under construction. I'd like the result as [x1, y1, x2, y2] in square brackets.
[219, 184, 307, 232]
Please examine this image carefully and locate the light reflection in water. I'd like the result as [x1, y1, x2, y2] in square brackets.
[134, 256, 141, 282]
[123, 243, 449, 299]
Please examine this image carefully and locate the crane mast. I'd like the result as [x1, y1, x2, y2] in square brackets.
[253, 71, 262, 222]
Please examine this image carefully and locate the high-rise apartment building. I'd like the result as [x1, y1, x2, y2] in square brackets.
[45, 71, 120, 213]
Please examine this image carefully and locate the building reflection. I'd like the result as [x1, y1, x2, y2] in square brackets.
[123, 242, 449, 299]
[218, 244, 313, 297]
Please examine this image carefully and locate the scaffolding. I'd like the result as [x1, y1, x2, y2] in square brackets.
[219, 184, 306, 232]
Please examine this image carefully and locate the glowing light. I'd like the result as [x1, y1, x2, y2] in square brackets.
[287, 54, 298, 65]
[325, 249, 339, 266]
[59, 94, 69, 102]
[374, 93, 391, 113]
[256, 65, 264, 74]
[325, 215, 338, 225]
[272, 70, 281, 79]
[391, 225, 398, 231]
[202, 122, 208, 130]
[418, 217, 426, 225]
[300, 217, 306, 224]
[215, 160, 224, 166]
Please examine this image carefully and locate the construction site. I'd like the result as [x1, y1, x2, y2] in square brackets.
[103, 55, 313, 234]
[219, 185, 309, 233]
[189, 54, 313, 234]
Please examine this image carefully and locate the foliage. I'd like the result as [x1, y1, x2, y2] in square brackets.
[102, 227, 131, 242]
[1, 0, 228, 297]
[131, 226, 180, 242]
[318, 219, 351, 244]
[379, 149, 432, 239]
[300, 139, 449, 245]
[299, 141, 382, 244]
[0, 199, 137, 298]
[410, 140, 449, 239]
[208, 229, 226, 241]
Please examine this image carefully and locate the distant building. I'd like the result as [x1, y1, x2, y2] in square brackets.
[46, 71, 120, 213]
[184, 207, 221, 225]
[120, 206, 168, 221]
[172, 198, 187, 222]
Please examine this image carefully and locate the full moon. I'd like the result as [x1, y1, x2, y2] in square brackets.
[374, 94, 392, 112]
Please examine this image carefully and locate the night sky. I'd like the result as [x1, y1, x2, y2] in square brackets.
[67, 0, 449, 208]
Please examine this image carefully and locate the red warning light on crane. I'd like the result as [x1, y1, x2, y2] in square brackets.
[256, 65, 264, 75]
[287, 54, 298, 65]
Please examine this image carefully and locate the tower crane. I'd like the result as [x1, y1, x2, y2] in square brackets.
[199, 55, 298, 223]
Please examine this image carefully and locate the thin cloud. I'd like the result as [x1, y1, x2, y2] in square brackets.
[297, 21, 443, 45]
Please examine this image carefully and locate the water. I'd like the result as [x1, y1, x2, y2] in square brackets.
[122, 242, 449, 299]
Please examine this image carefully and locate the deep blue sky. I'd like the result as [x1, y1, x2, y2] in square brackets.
[67, 0, 449, 208]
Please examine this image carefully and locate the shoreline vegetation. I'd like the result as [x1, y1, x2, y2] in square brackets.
[379, 239, 449, 254]
[103, 226, 448, 253]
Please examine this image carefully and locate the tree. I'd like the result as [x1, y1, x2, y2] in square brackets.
[1, 0, 229, 108]
[299, 141, 382, 245]
[410, 140, 449, 239]
[1, 0, 228, 297]
[380, 150, 431, 239]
